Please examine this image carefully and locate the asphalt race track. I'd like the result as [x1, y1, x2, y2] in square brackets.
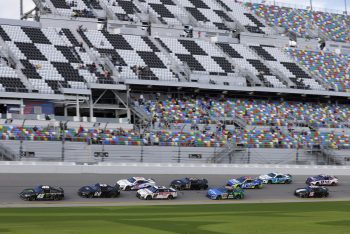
[0, 174, 350, 207]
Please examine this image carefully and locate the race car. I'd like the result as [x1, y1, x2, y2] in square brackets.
[116, 177, 156, 191]
[19, 185, 64, 201]
[207, 187, 244, 200]
[258, 172, 292, 184]
[226, 176, 263, 189]
[305, 175, 338, 186]
[170, 177, 208, 190]
[136, 186, 177, 200]
[78, 183, 120, 198]
[294, 186, 329, 198]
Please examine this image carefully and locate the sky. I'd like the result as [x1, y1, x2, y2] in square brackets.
[0, 0, 349, 20]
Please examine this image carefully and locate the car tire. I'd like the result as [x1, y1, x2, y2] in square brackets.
[203, 185, 208, 190]
[124, 186, 131, 191]
[331, 182, 336, 186]
[315, 182, 320, 186]
[146, 196, 152, 200]
[168, 195, 174, 200]
[216, 196, 222, 200]
[268, 180, 272, 184]
[324, 193, 329, 198]
[236, 194, 241, 199]
[286, 180, 291, 184]
[88, 193, 94, 198]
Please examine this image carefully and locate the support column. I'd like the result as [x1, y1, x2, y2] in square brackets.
[64, 104, 68, 117]
[19, 99, 24, 115]
[126, 86, 131, 123]
[76, 95, 80, 118]
[89, 95, 94, 121]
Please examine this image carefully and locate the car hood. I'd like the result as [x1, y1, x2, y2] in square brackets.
[208, 188, 224, 195]
[137, 188, 152, 195]
[295, 188, 307, 193]
[227, 179, 240, 186]
[117, 180, 132, 186]
[259, 175, 271, 180]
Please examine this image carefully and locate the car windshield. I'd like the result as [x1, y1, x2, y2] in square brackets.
[34, 186, 42, 193]
[268, 173, 276, 177]
[236, 177, 247, 183]
[315, 175, 324, 180]
[217, 187, 227, 193]
[147, 186, 157, 193]
[127, 178, 136, 183]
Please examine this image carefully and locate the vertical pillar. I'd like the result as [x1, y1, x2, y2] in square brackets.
[76, 95, 80, 118]
[64, 104, 68, 117]
[89, 95, 94, 121]
[20, 99, 24, 115]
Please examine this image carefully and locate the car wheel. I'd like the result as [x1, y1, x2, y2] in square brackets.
[146, 196, 152, 200]
[331, 182, 336, 186]
[53, 196, 59, 201]
[216, 196, 222, 200]
[88, 193, 94, 198]
[27, 197, 34, 201]
[124, 186, 131, 191]
[168, 195, 174, 200]
[324, 193, 329, 198]
[315, 182, 320, 186]
[268, 180, 272, 184]
[203, 185, 208, 190]
[286, 180, 291, 184]
[236, 194, 242, 199]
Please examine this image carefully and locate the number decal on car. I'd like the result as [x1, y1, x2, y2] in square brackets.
[37, 194, 45, 199]
[94, 192, 102, 197]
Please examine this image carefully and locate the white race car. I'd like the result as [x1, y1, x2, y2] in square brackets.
[306, 175, 339, 186]
[136, 186, 177, 200]
[116, 177, 156, 191]
[258, 172, 292, 184]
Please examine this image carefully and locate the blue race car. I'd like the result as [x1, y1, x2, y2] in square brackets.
[207, 187, 244, 200]
[226, 176, 263, 189]
[258, 172, 292, 184]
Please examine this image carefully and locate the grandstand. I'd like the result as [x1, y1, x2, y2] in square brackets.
[0, 0, 350, 165]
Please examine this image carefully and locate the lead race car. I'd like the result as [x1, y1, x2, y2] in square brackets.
[136, 186, 177, 200]
[207, 187, 244, 200]
[305, 175, 338, 186]
[258, 172, 292, 184]
[226, 176, 263, 189]
[78, 183, 120, 198]
[116, 177, 156, 191]
[170, 177, 208, 190]
[19, 185, 64, 201]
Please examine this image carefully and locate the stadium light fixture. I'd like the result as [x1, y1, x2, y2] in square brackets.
[345, 0, 348, 15]
[309, 0, 313, 11]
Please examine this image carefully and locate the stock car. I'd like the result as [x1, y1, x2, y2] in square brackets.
[116, 177, 156, 191]
[258, 172, 292, 184]
[19, 185, 64, 201]
[226, 176, 263, 189]
[136, 186, 177, 200]
[207, 187, 244, 200]
[170, 177, 208, 190]
[78, 183, 120, 198]
[306, 175, 339, 186]
[294, 186, 329, 198]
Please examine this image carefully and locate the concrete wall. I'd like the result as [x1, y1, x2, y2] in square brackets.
[0, 161, 349, 175]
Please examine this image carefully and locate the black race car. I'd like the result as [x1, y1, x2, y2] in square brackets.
[19, 185, 64, 201]
[78, 183, 120, 198]
[294, 186, 329, 198]
[170, 177, 208, 190]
